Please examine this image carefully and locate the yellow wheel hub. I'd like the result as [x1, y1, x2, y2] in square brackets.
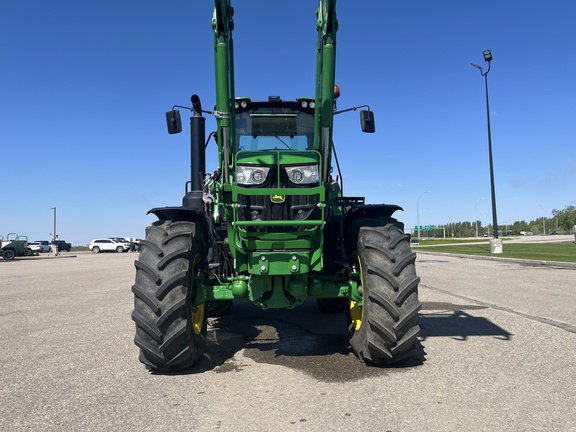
[349, 300, 363, 331]
[192, 303, 205, 335]
[350, 252, 364, 331]
[190, 252, 205, 335]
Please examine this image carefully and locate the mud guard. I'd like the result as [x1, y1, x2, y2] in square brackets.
[341, 204, 403, 257]
[147, 206, 210, 241]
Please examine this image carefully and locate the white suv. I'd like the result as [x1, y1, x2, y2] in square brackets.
[27, 242, 43, 253]
[89, 239, 130, 253]
[34, 241, 51, 253]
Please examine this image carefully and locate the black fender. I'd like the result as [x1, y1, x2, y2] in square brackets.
[147, 206, 210, 242]
[341, 204, 403, 256]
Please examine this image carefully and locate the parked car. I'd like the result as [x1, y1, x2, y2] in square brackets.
[50, 240, 71, 252]
[27, 242, 43, 253]
[31, 241, 51, 253]
[89, 238, 130, 253]
[1, 233, 38, 260]
[108, 237, 139, 252]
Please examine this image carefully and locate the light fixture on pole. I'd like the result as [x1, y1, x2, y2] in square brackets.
[471, 49, 501, 253]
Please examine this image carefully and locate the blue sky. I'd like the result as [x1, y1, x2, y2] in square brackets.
[1, 0, 575, 245]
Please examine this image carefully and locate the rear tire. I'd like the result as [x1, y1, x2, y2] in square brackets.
[347, 218, 421, 364]
[92, 247, 100, 254]
[3, 249, 15, 260]
[132, 220, 207, 371]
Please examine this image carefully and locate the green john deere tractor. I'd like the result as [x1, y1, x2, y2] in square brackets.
[132, 0, 421, 371]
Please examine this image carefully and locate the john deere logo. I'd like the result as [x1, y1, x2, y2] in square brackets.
[270, 194, 285, 203]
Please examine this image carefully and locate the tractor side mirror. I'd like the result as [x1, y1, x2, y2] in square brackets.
[166, 109, 182, 134]
[360, 110, 375, 133]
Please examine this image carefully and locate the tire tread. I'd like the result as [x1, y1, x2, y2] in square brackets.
[348, 218, 421, 364]
[132, 220, 206, 371]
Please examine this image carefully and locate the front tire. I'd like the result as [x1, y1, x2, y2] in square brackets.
[116, 246, 124, 253]
[3, 249, 15, 260]
[132, 220, 207, 371]
[348, 219, 421, 364]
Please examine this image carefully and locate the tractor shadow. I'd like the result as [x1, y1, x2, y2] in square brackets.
[418, 301, 513, 341]
[196, 300, 381, 381]
[184, 300, 511, 380]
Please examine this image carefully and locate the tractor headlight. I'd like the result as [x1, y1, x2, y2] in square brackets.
[236, 166, 270, 185]
[285, 165, 319, 184]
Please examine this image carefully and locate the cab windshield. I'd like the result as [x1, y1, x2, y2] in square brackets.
[235, 107, 314, 151]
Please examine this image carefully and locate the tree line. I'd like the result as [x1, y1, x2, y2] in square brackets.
[421, 205, 575, 238]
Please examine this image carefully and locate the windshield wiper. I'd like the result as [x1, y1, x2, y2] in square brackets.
[274, 136, 291, 149]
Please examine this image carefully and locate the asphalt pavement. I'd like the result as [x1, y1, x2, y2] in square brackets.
[1, 250, 575, 431]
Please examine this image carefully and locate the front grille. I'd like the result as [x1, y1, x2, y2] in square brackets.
[238, 193, 320, 228]
[236, 165, 320, 230]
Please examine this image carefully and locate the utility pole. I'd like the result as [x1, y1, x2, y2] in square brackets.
[51, 207, 57, 241]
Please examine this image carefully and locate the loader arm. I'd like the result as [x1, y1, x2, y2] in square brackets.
[211, 0, 338, 184]
[315, 0, 338, 183]
[212, 0, 236, 182]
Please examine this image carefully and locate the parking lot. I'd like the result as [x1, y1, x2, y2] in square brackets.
[1, 251, 575, 431]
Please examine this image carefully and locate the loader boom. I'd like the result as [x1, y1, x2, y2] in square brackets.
[315, 0, 338, 182]
[211, 0, 339, 183]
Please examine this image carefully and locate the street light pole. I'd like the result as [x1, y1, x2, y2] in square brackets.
[471, 50, 501, 253]
[417, 191, 431, 242]
[51, 207, 57, 241]
[484, 61, 499, 240]
[539, 204, 547, 236]
[475, 197, 485, 238]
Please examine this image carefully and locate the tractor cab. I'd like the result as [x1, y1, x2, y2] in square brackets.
[234, 97, 316, 152]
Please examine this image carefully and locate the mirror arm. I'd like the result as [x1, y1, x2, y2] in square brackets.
[334, 104, 371, 115]
[172, 105, 215, 117]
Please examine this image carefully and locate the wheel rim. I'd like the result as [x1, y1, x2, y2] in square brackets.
[192, 303, 205, 335]
[190, 252, 205, 335]
[350, 252, 364, 331]
[349, 301, 362, 331]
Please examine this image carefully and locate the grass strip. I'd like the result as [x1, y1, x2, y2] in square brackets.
[413, 241, 576, 263]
